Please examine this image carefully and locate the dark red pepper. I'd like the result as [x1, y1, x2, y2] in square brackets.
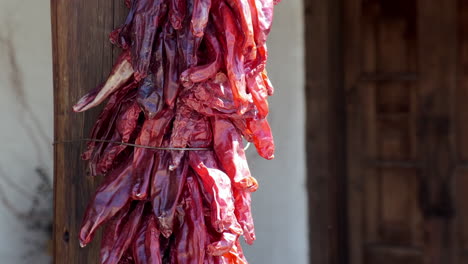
[151, 149, 189, 237]
[79, 156, 134, 246]
[132, 108, 174, 200]
[132, 214, 162, 264]
[180, 27, 221, 87]
[101, 204, 131, 263]
[163, 21, 180, 107]
[130, 0, 166, 80]
[102, 202, 145, 264]
[171, 173, 207, 263]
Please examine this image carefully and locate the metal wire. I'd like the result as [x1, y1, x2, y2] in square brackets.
[54, 138, 252, 151]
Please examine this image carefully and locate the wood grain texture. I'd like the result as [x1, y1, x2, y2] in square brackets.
[455, 1, 468, 263]
[345, 0, 461, 263]
[51, 1, 127, 263]
[343, 0, 363, 262]
[304, 0, 346, 263]
[417, 0, 457, 263]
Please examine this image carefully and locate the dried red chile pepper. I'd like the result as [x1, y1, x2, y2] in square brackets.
[74, 0, 280, 263]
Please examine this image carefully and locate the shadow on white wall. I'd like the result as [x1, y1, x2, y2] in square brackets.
[0, 1, 53, 263]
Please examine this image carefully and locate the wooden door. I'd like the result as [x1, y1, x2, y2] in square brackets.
[344, 0, 468, 263]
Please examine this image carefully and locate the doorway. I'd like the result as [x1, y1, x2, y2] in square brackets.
[306, 0, 468, 263]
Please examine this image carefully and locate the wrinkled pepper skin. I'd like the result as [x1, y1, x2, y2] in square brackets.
[132, 214, 162, 264]
[75, 0, 281, 262]
[212, 2, 248, 109]
[191, 0, 211, 37]
[211, 117, 257, 244]
[132, 109, 174, 200]
[172, 174, 207, 264]
[220, 239, 248, 264]
[188, 151, 241, 235]
[262, 69, 274, 96]
[232, 189, 255, 245]
[212, 117, 256, 191]
[224, 0, 256, 62]
[169, 105, 201, 169]
[246, 73, 269, 118]
[137, 74, 164, 120]
[246, 115, 275, 160]
[102, 202, 145, 264]
[163, 21, 180, 107]
[176, 0, 202, 70]
[180, 27, 221, 87]
[79, 157, 134, 247]
[169, 105, 212, 169]
[170, 0, 186, 29]
[83, 88, 137, 176]
[101, 205, 131, 263]
[98, 100, 141, 175]
[131, 0, 166, 81]
[74, 51, 135, 112]
[151, 150, 189, 237]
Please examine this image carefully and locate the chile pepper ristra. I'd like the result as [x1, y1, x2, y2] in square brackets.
[74, 0, 280, 263]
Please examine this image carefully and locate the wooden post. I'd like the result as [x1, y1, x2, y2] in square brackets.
[51, 1, 127, 263]
[304, 0, 346, 263]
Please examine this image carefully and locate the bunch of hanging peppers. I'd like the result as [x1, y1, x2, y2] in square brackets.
[73, 0, 279, 263]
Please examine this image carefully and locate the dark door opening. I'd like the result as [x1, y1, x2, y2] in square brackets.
[306, 0, 468, 263]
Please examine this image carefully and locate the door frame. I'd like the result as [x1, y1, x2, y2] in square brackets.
[304, 0, 348, 263]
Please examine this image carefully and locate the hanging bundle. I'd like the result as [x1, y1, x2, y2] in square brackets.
[73, 0, 280, 263]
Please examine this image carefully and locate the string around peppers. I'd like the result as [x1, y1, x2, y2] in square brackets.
[73, 0, 280, 263]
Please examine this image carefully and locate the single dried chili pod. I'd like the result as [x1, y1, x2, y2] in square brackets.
[176, 0, 202, 70]
[246, 72, 269, 118]
[101, 205, 131, 263]
[262, 69, 274, 96]
[163, 21, 180, 107]
[132, 213, 163, 264]
[136, 74, 164, 120]
[224, 0, 256, 62]
[151, 150, 189, 237]
[171, 174, 207, 264]
[246, 115, 275, 160]
[79, 156, 134, 247]
[132, 108, 174, 200]
[233, 189, 255, 245]
[102, 202, 145, 264]
[211, 2, 248, 110]
[188, 151, 242, 235]
[130, 0, 166, 81]
[74, 51, 134, 112]
[212, 117, 257, 191]
[180, 27, 221, 87]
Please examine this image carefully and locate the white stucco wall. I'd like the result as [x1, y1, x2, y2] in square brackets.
[0, 0, 54, 263]
[243, 1, 308, 263]
[0, 0, 306, 263]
